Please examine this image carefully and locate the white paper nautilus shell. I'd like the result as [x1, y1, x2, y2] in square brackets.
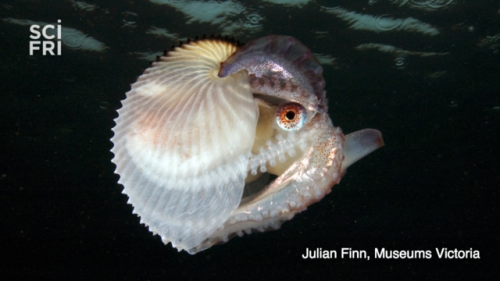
[111, 35, 384, 254]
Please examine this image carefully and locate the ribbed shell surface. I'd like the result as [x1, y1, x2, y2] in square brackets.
[110, 39, 258, 251]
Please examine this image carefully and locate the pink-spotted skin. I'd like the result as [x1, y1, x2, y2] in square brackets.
[219, 35, 326, 113]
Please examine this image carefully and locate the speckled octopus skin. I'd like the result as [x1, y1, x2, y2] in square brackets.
[191, 110, 345, 254]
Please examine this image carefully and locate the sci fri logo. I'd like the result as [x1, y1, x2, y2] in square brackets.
[29, 19, 62, 56]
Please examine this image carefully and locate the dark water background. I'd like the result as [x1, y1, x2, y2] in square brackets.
[1, 0, 499, 279]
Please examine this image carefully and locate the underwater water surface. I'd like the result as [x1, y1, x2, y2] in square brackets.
[1, 0, 499, 279]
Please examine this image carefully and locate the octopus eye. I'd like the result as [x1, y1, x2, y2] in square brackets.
[275, 102, 307, 131]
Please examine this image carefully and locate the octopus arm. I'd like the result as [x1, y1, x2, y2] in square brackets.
[341, 129, 384, 172]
